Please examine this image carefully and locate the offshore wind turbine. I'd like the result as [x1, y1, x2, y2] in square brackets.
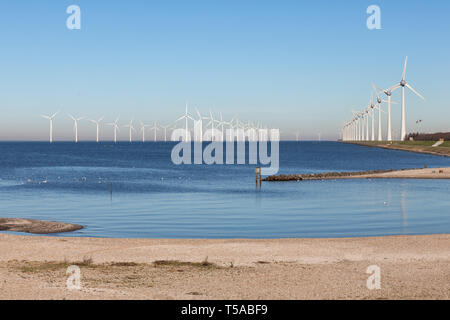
[68, 114, 83, 143]
[206, 110, 216, 141]
[106, 116, 120, 143]
[41, 111, 59, 143]
[221, 117, 235, 142]
[194, 108, 207, 142]
[150, 121, 159, 142]
[388, 56, 425, 140]
[123, 120, 136, 143]
[217, 112, 226, 142]
[175, 102, 194, 142]
[160, 124, 171, 142]
[139, 121, 150, 142]
[89, 116, 104, 143]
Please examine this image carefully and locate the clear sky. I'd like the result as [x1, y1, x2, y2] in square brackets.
[0, 0, 449, 141]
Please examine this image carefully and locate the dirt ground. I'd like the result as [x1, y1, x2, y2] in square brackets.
[0, 233, 449, 300]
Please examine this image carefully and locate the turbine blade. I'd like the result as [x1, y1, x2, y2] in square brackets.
[402, 56, 408, 80]
[405, 83, 425, 100]
[389, 83, 401, 92]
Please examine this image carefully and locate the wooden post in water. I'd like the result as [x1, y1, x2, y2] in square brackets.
[255, 167, 262, 187]
[110, 183, 113, 195]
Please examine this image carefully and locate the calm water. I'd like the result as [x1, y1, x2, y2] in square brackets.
[0, 141, 449, 238]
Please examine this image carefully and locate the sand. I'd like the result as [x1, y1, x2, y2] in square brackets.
[0, 233, 449, 300]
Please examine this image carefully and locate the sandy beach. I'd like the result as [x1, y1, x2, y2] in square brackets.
[0, 233, 449, 300]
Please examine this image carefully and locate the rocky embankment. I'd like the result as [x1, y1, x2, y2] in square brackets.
[263, 169, 396, 181]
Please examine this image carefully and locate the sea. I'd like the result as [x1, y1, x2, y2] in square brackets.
[0, 141, 449, 238]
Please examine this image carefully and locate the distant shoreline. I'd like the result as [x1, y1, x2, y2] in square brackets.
[264, 167, 450, 181]
[344, 141, 450, 157]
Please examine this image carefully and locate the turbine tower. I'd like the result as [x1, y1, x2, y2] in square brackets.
[68, 114, 83, 143]
[139, 121, 150, 142]
[89, 116, 104, 143]
[194, 108, 208, 142]
[160, 124, 170, 142]
[388, 56, 425, 141]
[175, 102, 194, 141]
[123, 120, 136, 143]
[150, 121, 159, 142]
[106, 116, 120, 143]
[41, 111, 59, 143]
[372, 84, 396, 141]
[206, 110, 216, 142]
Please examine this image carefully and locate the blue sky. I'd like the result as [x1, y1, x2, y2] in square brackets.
[0, 0, 449, 141]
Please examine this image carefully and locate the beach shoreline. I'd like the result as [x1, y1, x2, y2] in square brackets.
[264, 167, 450, 181]
[1, 233, 449, 300]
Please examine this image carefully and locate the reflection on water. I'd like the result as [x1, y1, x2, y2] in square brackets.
[400, 186, 408, 231]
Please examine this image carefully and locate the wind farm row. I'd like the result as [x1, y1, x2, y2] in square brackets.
[41, 104, 276, 143]
[342, 56, 425, 142]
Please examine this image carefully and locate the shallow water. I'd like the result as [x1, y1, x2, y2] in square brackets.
[0, 141, 449, 238]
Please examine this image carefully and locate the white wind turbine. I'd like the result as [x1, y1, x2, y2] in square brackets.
[160, 124, 171, 142]
[150, 121, 159, 142]
[372, 84, 396, 141]
[194, 108, 208, 142]
[388, 56, 425, 141]
[217, 112, 226, 142]
[206, 110, 216, 142]
[107, 116, 120, 143]
[139, 121, 151, 142]
[175, 102, 194, 142]
[68, 114, 84, 143]
[41, 111, 59, 143]
[169, 124, 179, 141]
[89, 116, 104, 143]
[41, 112, 59, 143]
[221, 117, 235, 142]
[352, 111, 361, 141]
[123, 120, 136, 143]
[367, 95, 376, 141]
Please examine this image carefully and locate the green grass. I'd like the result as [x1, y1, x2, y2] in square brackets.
[394, 141, 437, 146]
